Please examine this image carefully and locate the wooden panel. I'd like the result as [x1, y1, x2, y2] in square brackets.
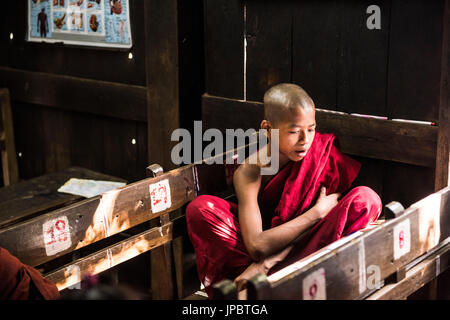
[382, 162, 435, 209]
[144, 0, 180, 171]
[202, 94, 263, 132]
[435, 0, 450, 191]
[337, 0, 390, 116]
[67, 110, 105, 179]
[245, 186, 450, 300]
[0, 167, 126, 229]
[292, 1, 339, 110]
[0, 67, 147, 122]
[351, 156, 386, 203]
[178, 0, 205, 129]
[134, 122, 149, 182]
[204, 0, 244, 99]
[386, 0, 444, 121]
[2, 1, 146, 86]
[202, 95, 438, 167]
[0, 165, 196, 267]
[102, 116, 143, 183]
[245, 0, 292, 101]
[10, 102, 147, 184]
[316, 111, 438, 168]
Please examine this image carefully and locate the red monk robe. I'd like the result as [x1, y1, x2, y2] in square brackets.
[186, 132, 382, 298]
[0, 247, 60, 300]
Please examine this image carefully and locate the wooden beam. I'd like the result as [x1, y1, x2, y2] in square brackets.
[435, 0, 450, 191]
[144, 0, 180, 171]
[202, 94, 438, 167]
[45, 223, 173, 291]
[0, 67, 147, 122]
[0, 164, 196, 267]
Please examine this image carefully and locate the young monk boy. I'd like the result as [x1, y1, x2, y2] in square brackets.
[186, 83, 382, 298]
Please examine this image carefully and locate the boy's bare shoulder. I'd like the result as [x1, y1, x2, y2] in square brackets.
[233, 162, 261, 184]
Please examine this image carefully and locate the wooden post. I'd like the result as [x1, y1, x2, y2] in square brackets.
[0, 88, 19, 186]
[147, 164, 175, 299]
[431, 0, 450, 299]
[144, 0, 180, 172]
[435, 0, 450, 192]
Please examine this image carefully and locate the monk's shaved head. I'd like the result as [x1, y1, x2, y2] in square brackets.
[263, 83, 315, 126]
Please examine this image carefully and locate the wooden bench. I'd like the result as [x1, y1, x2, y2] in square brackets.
[0, 164, 191, 296]
[211, 186, 450, 300]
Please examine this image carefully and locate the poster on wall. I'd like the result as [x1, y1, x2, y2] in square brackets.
[27, 0, 132, 48]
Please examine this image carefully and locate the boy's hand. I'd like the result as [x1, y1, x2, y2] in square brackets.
[312, 186, 340, 219]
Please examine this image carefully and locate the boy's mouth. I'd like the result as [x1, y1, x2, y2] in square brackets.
[294, 149, 308, 157]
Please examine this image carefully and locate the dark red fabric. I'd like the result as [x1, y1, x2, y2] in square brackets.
[186, 132, 382, 298]
[0, 247, 60, 300]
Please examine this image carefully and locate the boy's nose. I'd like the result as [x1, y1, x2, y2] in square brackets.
[298, 131, 308, 144]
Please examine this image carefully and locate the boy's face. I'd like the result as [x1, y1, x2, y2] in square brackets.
[265, 106, 316, 164]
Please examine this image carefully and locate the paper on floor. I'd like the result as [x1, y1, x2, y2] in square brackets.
[57, 178, 126, 198]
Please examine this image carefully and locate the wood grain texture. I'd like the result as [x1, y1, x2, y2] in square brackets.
[245, 0, 292, 101]
[386, 0, 444, 122]
[292, 1, 339, 110]
[0, 88, 19, 186]
[144, 0, 180, 172]
[0, 67, 147, 122]
[336, 0, 390, 116]
[204, 0, 244, 99]
[435, 0, 450, 191]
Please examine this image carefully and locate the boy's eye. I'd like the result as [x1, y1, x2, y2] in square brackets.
[289, 131, 299, 134]
[308, 129, 315, 132]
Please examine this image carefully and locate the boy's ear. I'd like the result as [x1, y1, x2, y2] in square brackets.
[260, 120, 271, 131]
[260, 120, 272, 140]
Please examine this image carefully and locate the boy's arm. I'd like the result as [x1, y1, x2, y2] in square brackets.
[234, 164, 339, 262]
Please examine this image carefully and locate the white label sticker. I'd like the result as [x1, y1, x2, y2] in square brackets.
[302, 268, 326, 300]
[43, 216, 72, 256]
[149, 179, 172, 213]
[393, 218, 411, 260]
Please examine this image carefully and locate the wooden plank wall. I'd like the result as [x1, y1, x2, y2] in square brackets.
[0, 0, 205, 184]
[0, 1, 147, 183]
[203, 0, 446, 208]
